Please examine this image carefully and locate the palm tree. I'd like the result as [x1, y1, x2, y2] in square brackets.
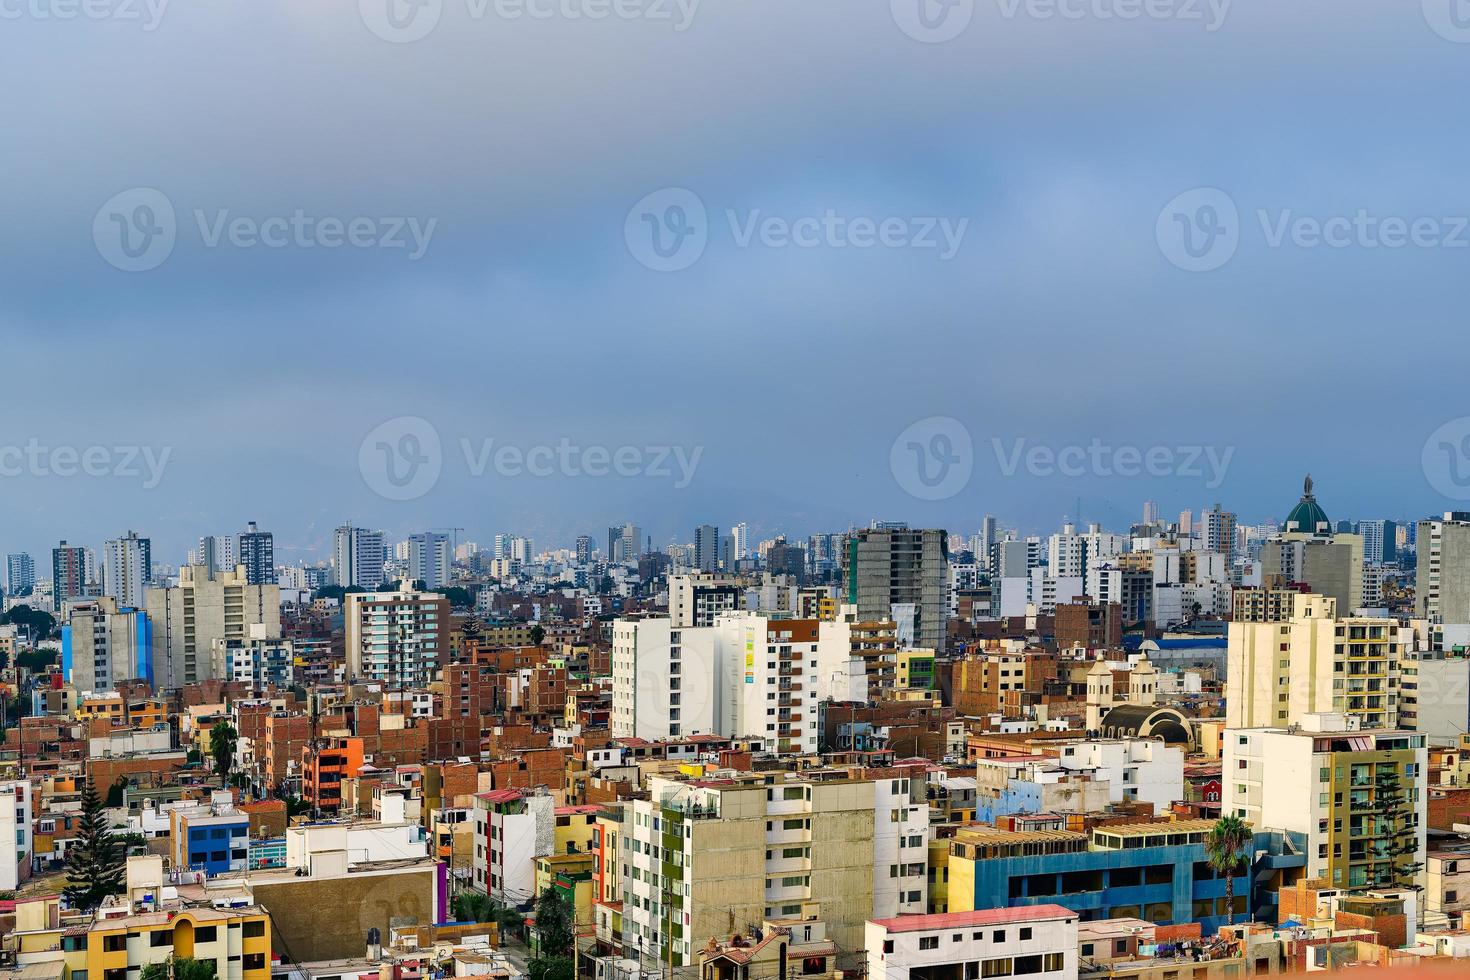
[1206, 815, 1252, 926]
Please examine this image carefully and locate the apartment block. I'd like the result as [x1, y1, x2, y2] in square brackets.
[146, 564, 281, 689]
[1226, 593, 1401, 730]
[1223, 715, 1427, 892]
[846, 527, 948, 652]
[84, 905, 272, 980]
[866, 905, 1078, 980]
[61, 597, 152, 692]
[344, 582, 450, 688]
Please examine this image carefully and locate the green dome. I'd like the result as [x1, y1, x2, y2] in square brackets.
[1285, 474, 1330, 534]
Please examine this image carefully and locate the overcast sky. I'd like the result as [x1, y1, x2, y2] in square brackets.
[3, 1, 1469, 564]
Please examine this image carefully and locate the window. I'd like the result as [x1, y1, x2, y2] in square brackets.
[1019, 928, 1032, 941]
[919, 936, 939, 950]
[103, 935, 127, 952]
[243, 920, 265, 938]
[982, 959, 1012, 978]
[195, 926, 218, 943]
[244, 953, 266, 971]
[993, 930, 1006, 943]
[883, 941, 894, 954]
[1044, 954, 1064, 973]
[150, 932, 171, 947]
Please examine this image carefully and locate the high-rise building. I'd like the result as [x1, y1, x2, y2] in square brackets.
[332, 524, 386, 589]
[61, 596, 152, 692]
[1224, 715, 1426, 892]
[407, 531, 452, 590]
[238, 521, 275, 585]
[669, 573, 742, 628]
[6, 553, 34, 596]
[1203, 503, 1237, 563]
[574, 535, 592, 564]
[846, 526, 948, 651]
[729, 522, 749, 562]
[605, 523, 641, 564]
[102, 530, 151, 608]
[146, 564, 281, 688]
[611, 616, 718, 741]
[1358, 519, 1397, 566]
[694, 523, 720, 572]
[1416, 512, 1470, 624]
[51, 540, 87, 611]
[343, 582, 450, 688]
[196, 534, 237, 574]
[1226, 592, 1401, 730]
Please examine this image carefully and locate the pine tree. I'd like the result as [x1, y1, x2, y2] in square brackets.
[62, 779, 126, 911]
[1369, 765, 1424, 891]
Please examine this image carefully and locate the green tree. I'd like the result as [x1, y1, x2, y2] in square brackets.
[16, 649, 57, 672]
[1370, 766, 1425, 891]
[532, 887, 570, 957]
[2, 604, 57, 641]
[452, 891, 494, 923]
[530, 624, 546, 646]
[141, 957, 217, 980]
[210, 721, 238, 779]
[1205, 815, 1252, 926]
[62, 780, 126, 911]
[435, 586, 474, 609]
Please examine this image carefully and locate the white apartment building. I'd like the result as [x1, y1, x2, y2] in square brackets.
[102, 530, 151, 608]
[343, 582, 450, 687]
[610, 616, 718, 741]
[1, 780, 32, 891]
[668, 573, 743, 628]
[611, 611, 820, 754]
[472, 789, 554, 905]
[865, 905, 1078, 980]
[1051, 739, 1184, 815]
[1224, 713, 1427, 891]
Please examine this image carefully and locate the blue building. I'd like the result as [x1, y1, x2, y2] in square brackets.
[951, 818, 1250, 936]
[174, 808, 250, 877]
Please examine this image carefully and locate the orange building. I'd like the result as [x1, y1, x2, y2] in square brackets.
[301, 736, 365, 814]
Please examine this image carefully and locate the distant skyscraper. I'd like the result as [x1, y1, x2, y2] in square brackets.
[238, 522, 275, 585]
[6, 553, 35, 597]
[196, 534, 236, 574]
[1179, 509, 1195, 536]
[606, 523, 641, 564]
[695, 524, 720, 572]
[1142, 501, 1158, 525]
[1358, 519, 1397, 566]
[575, 535, 592, 564]
[407, 531, 452, 590]
[102, 530, 151, 608]
[845, 526, 949, 651]
[51, 541, 86, 611]
[1203, 504, 1237, 563]
[333, 524, 386, 589]
[730, 523, 749, 562]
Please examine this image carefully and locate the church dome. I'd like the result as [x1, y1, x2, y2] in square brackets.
[1285, 474, 1330, 534]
